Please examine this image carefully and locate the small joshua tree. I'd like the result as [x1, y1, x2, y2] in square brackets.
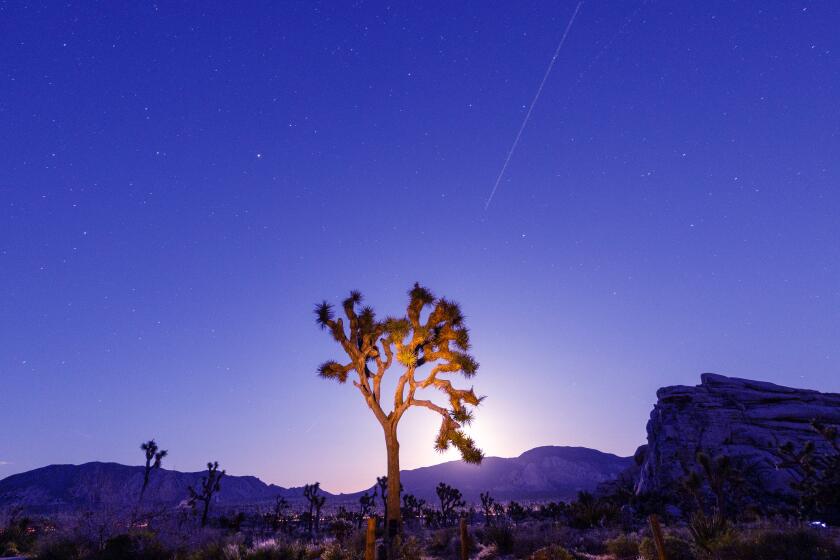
[538, 501, 565, 521]
[682, 452, 735, 552]
[376, 475, 403, 522]
[358, 491, 375, 528]
[269, 496, 290, 533]
[303, 482, 326, 538]
[778, 420, 840, 524]
[377, 476, 388, 517]
[480, 491, 495, 526]
[139, 439, 167, 501]
[506, 501, 528, 523]
[436, 482, 465, 527]
[401, 493, 426, 524]
[315, 284, 484, 534]
[188, 461, 224, 528]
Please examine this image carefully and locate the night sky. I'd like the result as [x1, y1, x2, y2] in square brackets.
[2, 2, 839, 493]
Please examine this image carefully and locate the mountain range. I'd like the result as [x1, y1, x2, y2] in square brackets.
[0, 446, 631, 514]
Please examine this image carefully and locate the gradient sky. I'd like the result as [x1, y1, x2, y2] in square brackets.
[2, 1, 839, 493]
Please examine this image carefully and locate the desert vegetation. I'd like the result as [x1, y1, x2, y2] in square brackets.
[3, 473, 840, 560]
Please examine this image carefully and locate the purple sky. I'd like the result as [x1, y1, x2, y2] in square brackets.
[1, 1, 839, 493]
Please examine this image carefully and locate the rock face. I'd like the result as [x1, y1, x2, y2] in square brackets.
[636, 373, 840, 498]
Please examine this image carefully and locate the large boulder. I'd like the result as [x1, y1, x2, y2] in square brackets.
[636, 373, 840, 498]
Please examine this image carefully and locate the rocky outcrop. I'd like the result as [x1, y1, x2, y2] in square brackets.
[636, 373, 840, 498]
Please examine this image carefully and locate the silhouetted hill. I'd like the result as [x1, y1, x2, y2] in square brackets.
[0, 462, 304, 514]
[0, 446, 631, 513]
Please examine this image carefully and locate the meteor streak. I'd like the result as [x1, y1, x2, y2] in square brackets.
[485, 2, 583, 210]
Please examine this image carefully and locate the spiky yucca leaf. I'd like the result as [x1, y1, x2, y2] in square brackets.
[437, 298, 464, 326]
[382, 317, 410, 340]
[685, 470, 702, 492]
[314, 301, 334, 329]
[453, 328, 471, 351]
[397, 347, 417, 367]
[358, 306, 376, 334]
[318, 360, 349, 383]
[452, 353, 479, 376]
[451, 408, 475, 425]
[409, 282, 435, 305]
[449, 429, 484, 464]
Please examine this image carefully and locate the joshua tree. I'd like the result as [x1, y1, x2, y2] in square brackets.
[376, 476, 388, 517]
[375, 475, 403, 522]
[778, 420, 840, 524]
[506, 501, 528, 523]
[315, 284, 484, 535]
[139, 439, 167, 501]
[436, 482, 465, 526]
[303, 482, 326, 538]
[681, 452, 737, 552]
[268, 496, 290, 533]
[401, 493, 426, 524]
[538, 501, 566, 522]
[480, 491, 495, 526]
[358, 491, 375, 528]
[188, 461, 225, 528]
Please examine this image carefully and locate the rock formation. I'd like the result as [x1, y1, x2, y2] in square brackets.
[636, 373, 840, 500]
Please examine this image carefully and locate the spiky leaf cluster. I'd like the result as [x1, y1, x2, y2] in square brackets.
[141, 439, 168, 469]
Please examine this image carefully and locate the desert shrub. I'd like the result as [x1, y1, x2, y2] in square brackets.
[510, 531, 551, 558]
[304, 543, 325, 560]
[528, 544, 573, 560]
[2, 542, 22, 557]
[0, 515, 37, 556]
[425, 526, 476, 560]
[185, 541, 250, 560]
[687, 510, 730, 552]
[246, 541, 309, 560]
[328, 519, 354, 542]
[97, 532, 170, 560]
[36, 537, 92, 560]
[394, 535, 423, 560]
[606, 533, 639, 559]
[320, 541, 358, 560]
[427, 527, 455, 556]
[711, 528, 840, 560]
[568, 492, 618, 529]
[639, 535, 696, 560]
[482, 524, 515, 555]
[345, 529, 367, 557]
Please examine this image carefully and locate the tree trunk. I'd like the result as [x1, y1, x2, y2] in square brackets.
[384, 422, 401, 538]
[201, 499, 210, 528]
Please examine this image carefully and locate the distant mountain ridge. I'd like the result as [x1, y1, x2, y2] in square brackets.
[397, 446, 632, 503]
[0, 446, 631, 514]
